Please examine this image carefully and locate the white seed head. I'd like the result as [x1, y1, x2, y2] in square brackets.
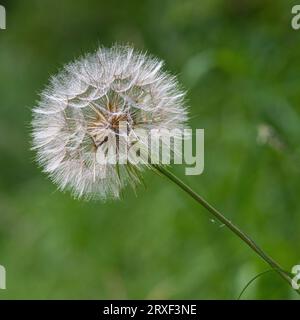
[32, 45, 188, 200]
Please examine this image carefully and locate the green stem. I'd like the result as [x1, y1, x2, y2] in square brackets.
[154, 165, 298, 294]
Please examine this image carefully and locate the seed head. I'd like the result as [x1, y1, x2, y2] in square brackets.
[32, 45, 188, 200]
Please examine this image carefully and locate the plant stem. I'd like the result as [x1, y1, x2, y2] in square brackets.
[154, 165, 298, 293]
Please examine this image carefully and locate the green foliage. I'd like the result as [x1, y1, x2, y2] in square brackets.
[0, 0, 299, 299]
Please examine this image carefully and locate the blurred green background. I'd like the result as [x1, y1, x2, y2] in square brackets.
[0, 0, 300, 299]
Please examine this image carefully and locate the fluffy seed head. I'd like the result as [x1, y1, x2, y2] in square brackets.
[32, 45, 188, 200]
